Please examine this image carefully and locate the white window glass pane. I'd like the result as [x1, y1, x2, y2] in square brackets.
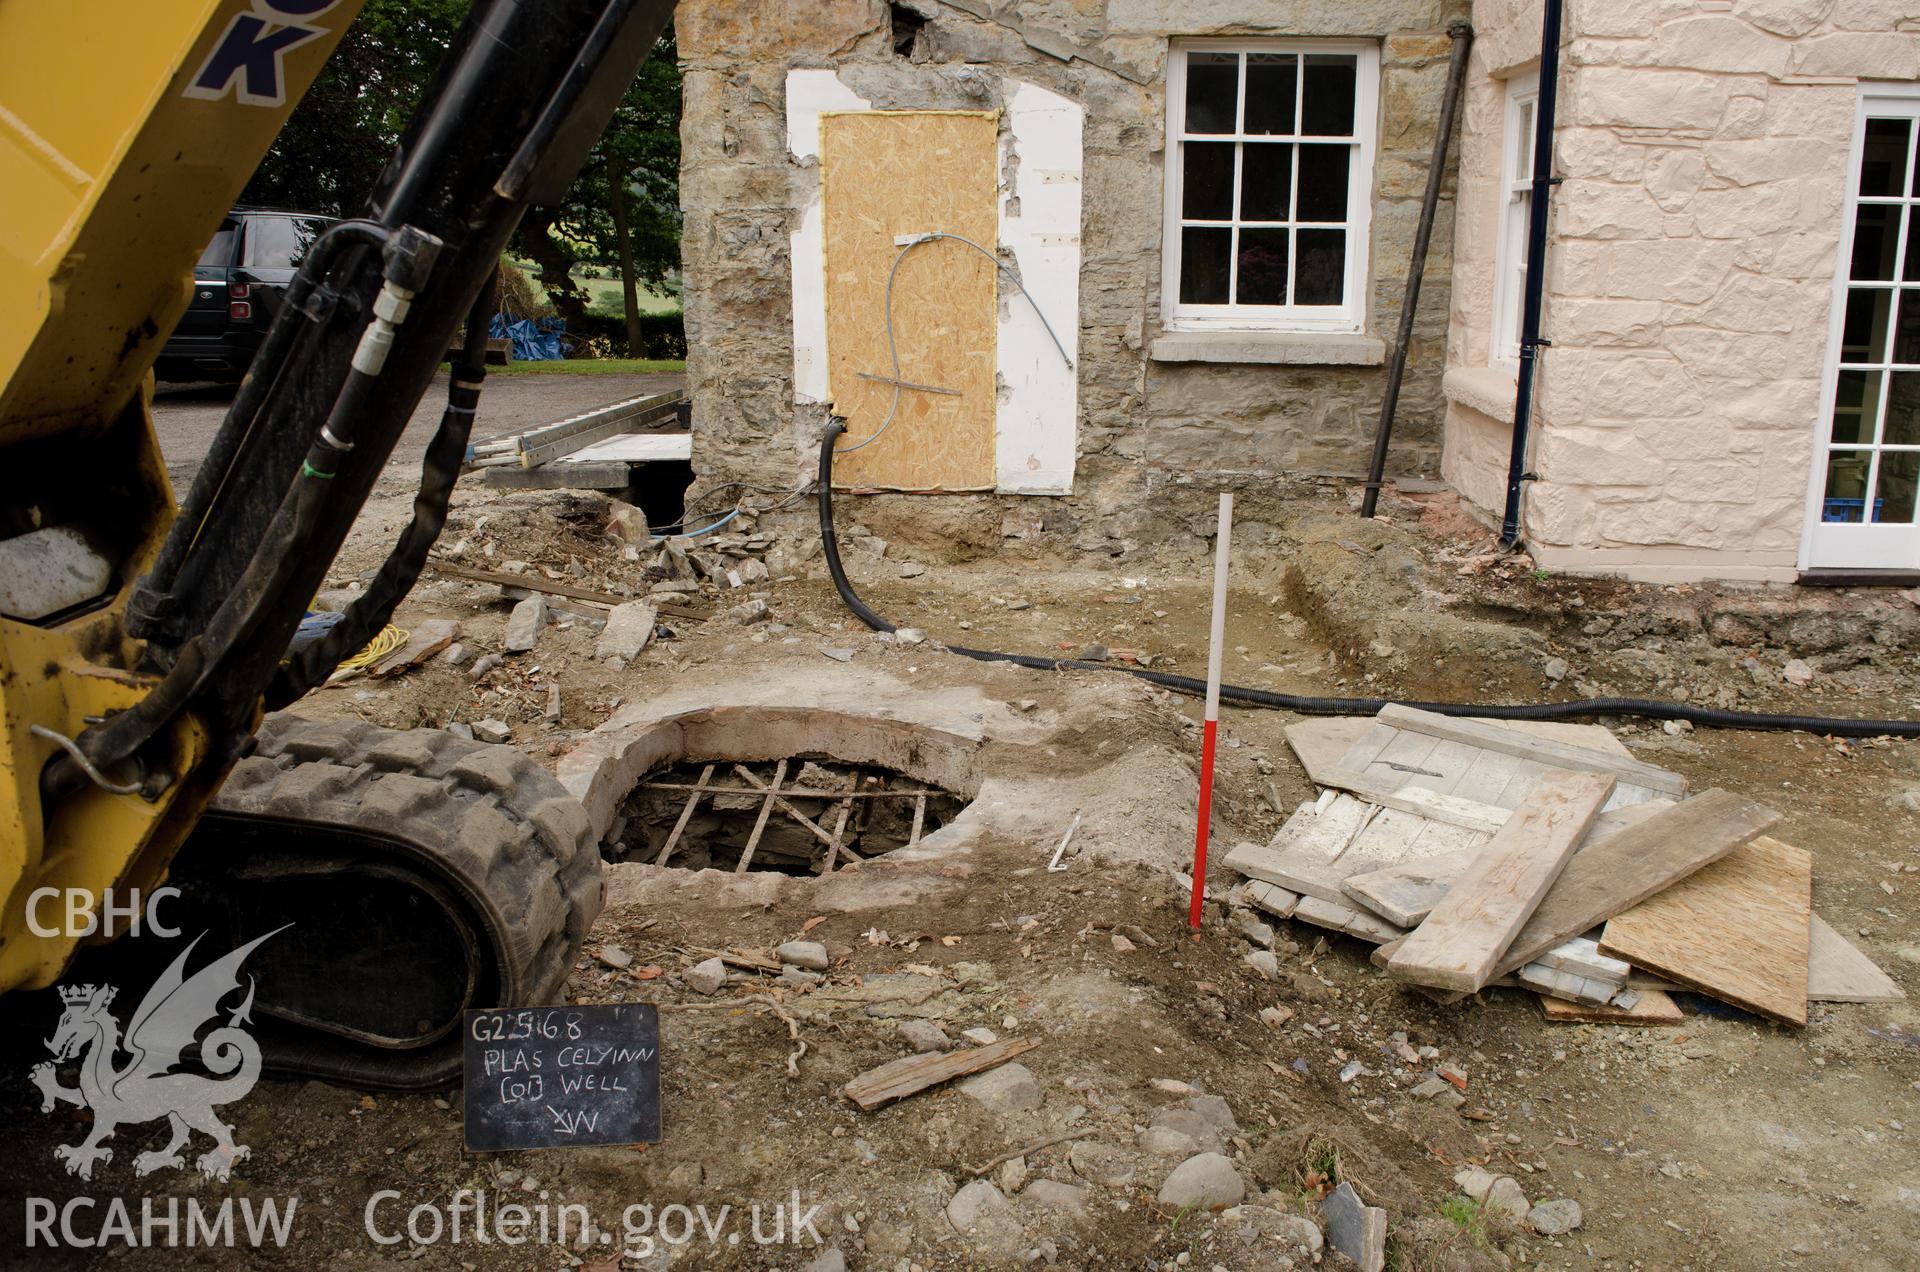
[1862, 118, 1912, 198]
[1243, 54, 1298, 134]
[1295, 144, 1350, 222]
[1182, 141, 1235, 219]
[1180, 227, 1232, 303]
[1300, 54, 1356, 135]
[1185, 53, 1239, 134]
[1295, 229, 1345, 305]
[1235, 228, 1290, 304]
[1240, 143, 1293, 220]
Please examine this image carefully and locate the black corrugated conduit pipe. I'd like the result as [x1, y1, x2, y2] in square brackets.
[1362, 20, 1474, 519]
[817, 424, 1920, 738]
[1500, 0, 1564, 547]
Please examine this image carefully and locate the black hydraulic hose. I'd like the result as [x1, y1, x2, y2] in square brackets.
[1362, 21, 1472, 519]
[817, 423, 1920, 738]
[133, 220, 392, 632]
[269, 273, 499, 705]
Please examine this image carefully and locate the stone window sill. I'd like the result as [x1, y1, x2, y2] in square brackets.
[1148, 330, 1387, 367]
[1442, 364, 1518, 425]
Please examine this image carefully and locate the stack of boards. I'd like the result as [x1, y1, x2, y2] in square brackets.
[1224, 705, 1904, 1026]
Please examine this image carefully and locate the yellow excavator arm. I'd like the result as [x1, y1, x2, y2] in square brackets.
[0, 0, 675, 1087]
[0, 0, 365, 993]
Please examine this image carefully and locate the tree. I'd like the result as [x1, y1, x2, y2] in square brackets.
[242, 3, 682, 350]
[241, 0, 467, 215]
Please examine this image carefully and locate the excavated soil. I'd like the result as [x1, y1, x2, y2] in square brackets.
[4, 466, 1919, 1271]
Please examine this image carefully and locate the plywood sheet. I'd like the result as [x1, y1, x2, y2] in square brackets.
[1807, 913, 1905, 1004]
[1598, 835, 1813, 1027]
[1540, 989, 1683, 1026]
[1491, 788, 1779, 981]
[1387, 771, 1616, 992]
[821, 110, 999, 491]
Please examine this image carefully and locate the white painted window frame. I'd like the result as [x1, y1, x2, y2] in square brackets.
[1490, 71, 1539, 371]
[1160, 38, 1380, 334]
[1801, 83, 1920, 572]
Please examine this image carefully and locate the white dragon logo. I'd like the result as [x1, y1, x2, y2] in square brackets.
[31, 928, 283, 1182]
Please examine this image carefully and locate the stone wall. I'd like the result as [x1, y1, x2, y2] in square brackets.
[1443, 0, 1920, 582]
[677, 0, 1473, 535]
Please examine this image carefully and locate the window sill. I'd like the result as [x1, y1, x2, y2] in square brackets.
[1442, 364, 1518, 425]
[1148, 330, 1386, 367]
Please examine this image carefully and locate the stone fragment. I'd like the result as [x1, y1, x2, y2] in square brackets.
[595, 945, 633, 970]
[1243, 950, 1279, 979]
[543, 683, 562, 722]
[446, 722, 475, 740]
[1186, 1094, 1239, 1132]
[468, 652, 503, 681]
[945, 1180, 1007, 1234]
[960, 1027, 998, 1045]
[1321, 1181, 1386, 1272]
[899, 561, 927, 578]
[801, 1249, 847, 1272]
[1528, 1198, 1583, 1235]
[441, 642, 473, 667]
[1069, 1141, 1137, 1188]
[1021, 1179, 1089, 1218]
[503, 596, 546, 652]
[957, 1062, 1043, 1114]
[720, 598, 769, 624]
[1148, 1108, 1224, 1154]
[1259, 1005, 1295, 1029]
[895, 627, 926, 645]
[1136, 1126, 1202, 1158]
[605, 505, 651, 544]
[1544, 656, 1569, 682]
[473, 719, 511, 744]
[1232, 909, 1275, 948]
[1783, 658, 1814, 685]
[684, 957, 728, 995]
[897, 1020, 950, 1053]
[1156, 1152, 1245, 1211]
[1111, 934, 1136, 953]
[596, 601, 658, 661]
[776, 940, 830, 971]
[1454, 1168, 1531, 1224]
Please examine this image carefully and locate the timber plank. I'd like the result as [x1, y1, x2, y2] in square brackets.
[1377, 705, 1686, 796]
[1808, 914, 1906, 1003]
[842, 1038, 1038, 1111]
[1344, 800, 1671, 928]
[1491, 789, 1778, 979]
[1388, 771, 1616, 992]
[1598, 835, 1812, 1028]
[1540, 989, 1683, 1026]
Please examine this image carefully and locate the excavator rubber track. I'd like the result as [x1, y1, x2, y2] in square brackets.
[170, 713, 602, 1089]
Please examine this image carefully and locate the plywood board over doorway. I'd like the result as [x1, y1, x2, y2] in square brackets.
[820, 110, 999, 491]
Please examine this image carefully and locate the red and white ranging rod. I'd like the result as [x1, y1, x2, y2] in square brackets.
[1188, 492, 1233, 930]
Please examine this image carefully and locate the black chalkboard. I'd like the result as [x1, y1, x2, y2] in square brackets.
[462, 1004, 661, 1151]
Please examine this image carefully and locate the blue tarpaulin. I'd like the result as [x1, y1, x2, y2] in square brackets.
[490, 313, 567, 361]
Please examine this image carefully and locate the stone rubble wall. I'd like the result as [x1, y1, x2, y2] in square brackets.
[1444, 0, 1920, 582]
[677, 0, 1472, 541]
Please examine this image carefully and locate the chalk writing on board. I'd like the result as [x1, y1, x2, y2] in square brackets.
[462, 1004, 662, 1151]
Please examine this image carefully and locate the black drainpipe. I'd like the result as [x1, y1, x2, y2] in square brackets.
[1361, 20, 1474, 518]
[1499, 0, 1564, 548]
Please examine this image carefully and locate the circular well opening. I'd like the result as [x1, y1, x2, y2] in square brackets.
[595, 706, 982, 876]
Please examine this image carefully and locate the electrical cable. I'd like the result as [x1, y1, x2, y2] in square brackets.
[817, 423, 1920, 739]
[835, 232, 1074, 456]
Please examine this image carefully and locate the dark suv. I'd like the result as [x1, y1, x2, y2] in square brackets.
[157, 208, 332, 382]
